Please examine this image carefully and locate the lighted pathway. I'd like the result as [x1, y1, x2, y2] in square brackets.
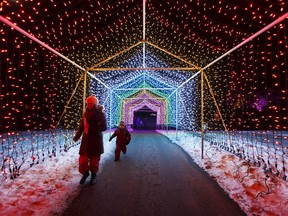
[62, 131, 246, 216]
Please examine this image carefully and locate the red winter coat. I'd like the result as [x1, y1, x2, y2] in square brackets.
[74, 105, 107, 157]
[109, 127, 131, 146]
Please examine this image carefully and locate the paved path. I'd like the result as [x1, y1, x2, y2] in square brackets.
[62, 131, 246, 216]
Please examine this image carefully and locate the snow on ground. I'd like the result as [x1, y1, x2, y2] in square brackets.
[158, 130, 288, 216]
[0, 132, 115, 216]
[0, 130, 287, 216]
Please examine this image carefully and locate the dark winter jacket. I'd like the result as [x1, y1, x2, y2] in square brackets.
[74, 105, 107, 157]
[109, 127, 131, 146]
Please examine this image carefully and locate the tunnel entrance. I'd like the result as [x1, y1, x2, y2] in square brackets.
[133, 106, 157, 130]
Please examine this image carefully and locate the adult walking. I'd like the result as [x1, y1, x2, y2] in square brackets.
[73, 95, 107, 185]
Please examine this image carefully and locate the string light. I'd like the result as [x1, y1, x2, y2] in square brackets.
[0, 0, 287, 180]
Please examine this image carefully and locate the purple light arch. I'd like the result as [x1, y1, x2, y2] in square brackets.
[122, 92, 166, 126]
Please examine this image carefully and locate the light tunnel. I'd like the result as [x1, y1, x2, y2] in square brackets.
[87, 64, 200, 130]
[84, 41, 201, 130]
[122, 92, 166, 127]
[102, 81, 175, 129]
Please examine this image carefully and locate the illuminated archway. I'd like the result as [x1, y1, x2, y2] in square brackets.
[121, 91, 166, 126]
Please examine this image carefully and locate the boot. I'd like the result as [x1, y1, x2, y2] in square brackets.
[79, 171, 90, 185]
[90, 172, 97, 185]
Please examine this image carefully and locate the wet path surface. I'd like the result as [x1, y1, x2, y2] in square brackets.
[62, 131, 246, 216]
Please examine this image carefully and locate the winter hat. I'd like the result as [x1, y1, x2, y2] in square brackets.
[86, 95, 98, 104]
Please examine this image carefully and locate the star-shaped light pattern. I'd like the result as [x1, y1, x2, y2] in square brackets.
[0, 0, 288, 180]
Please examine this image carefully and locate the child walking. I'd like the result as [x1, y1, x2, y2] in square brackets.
[109, 121, 131, 161]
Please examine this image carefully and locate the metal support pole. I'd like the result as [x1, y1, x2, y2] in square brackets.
[201, 69, 205, 159]
[109, 90, 112, 133]
[166, 101, 169, 130]
[82, 70, 87, 115]
[176, 90, 178, 139]
[143, 0, 146, 86]
[54, 74, 83, 128]
[143, 0, 146, 41]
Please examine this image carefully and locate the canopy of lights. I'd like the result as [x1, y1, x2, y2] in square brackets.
[1, 0, 288, 131]
[0, 0, 288, 179]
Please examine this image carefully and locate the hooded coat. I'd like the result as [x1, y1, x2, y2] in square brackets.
[74, 105, 107, 157]
[110, 126, 131, 146]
